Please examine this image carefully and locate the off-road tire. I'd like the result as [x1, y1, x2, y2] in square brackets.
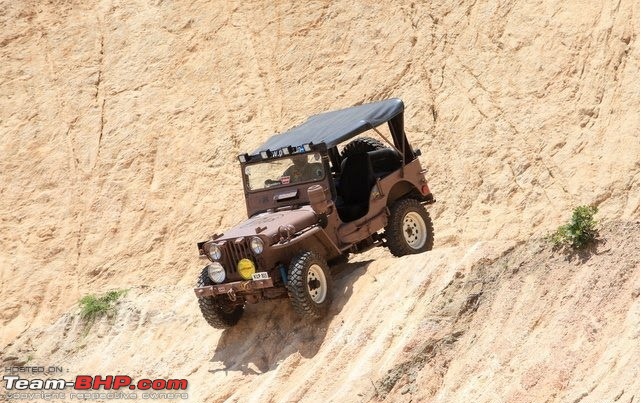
[340, 136, 387, 159]
[197, 267, 244, 328]
[385, 198, 434, 257]
[287, 251, 332, 320]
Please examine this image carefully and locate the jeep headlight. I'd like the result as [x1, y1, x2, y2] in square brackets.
[237, 258, 256, 280]
[207, 243, 222, 261]
[207, 262, 226, 284]
[250, 237, 264, 254]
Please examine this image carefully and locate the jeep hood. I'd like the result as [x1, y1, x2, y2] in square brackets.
[216, 206, 318, 241]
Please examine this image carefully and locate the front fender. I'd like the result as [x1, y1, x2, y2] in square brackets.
[271, 226, 342, 258]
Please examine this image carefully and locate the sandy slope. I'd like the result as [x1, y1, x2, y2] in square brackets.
[0, 0, 639, 402]
[2, 222, 638, 402]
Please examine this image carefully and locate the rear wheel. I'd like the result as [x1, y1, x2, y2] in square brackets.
[287, 251, 332, 320]
[196, 267, 244, 328]
[385, 199, 434, 257]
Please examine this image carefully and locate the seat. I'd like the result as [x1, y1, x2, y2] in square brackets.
[336, 153, 375, 222]
[368, 148, 402, 178]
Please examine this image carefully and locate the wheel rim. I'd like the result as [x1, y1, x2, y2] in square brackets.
[307, 264, 327, 304]
[403, 211, 427, 249]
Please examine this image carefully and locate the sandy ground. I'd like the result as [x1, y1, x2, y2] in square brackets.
[2, 222, 639, 402]
[0, 0, 639, 402]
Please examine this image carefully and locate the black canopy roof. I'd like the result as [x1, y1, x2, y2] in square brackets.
[252, 98, 405, 155]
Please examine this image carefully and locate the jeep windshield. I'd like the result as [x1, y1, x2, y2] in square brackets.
[244, 152, 325, 191]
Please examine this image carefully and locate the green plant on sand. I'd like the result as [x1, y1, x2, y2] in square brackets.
[79, 289, 127, 323]
[548, 205, 599, 249]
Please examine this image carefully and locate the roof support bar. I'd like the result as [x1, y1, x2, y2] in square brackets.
[369, 125, 403, 156]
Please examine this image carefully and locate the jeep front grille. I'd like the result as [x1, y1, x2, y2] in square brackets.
[221, 238, 258, 280]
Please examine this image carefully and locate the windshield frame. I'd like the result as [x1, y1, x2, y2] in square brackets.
[241, 151, 329, 193]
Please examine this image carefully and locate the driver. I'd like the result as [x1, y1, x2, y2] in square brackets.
[283, 154, 323, 183]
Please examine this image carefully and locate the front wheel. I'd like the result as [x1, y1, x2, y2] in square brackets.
[287, 251, 332, 320]
[196, 267, 244, 329]
[385, 198, 434, 257]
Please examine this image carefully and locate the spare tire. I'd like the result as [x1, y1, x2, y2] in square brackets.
[340, 136, 387, 160]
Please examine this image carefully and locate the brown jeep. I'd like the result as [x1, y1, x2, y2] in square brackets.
[194, 99, 435, 327]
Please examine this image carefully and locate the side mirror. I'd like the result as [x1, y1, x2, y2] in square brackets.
[414, 148, 422, 157]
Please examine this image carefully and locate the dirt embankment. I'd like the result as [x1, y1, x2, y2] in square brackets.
[2, 222, 639, 402]
[0, 0, 639, 402]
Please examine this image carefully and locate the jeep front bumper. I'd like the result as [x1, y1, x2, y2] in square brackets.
[193, 277, 274, 298]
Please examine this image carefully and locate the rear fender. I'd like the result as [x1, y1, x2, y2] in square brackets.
[386, 180, 422, 205]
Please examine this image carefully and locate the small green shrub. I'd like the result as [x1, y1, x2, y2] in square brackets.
[79, 289, 127, 322]
[548, 205, 599, 249]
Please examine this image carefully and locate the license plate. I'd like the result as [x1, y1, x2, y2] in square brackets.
[252, 272, 269, 281]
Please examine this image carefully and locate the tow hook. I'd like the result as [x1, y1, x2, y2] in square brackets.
[227, 288, 237, 302]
